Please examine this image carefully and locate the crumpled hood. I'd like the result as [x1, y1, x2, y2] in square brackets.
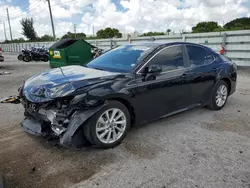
[23, 65, 119, 102]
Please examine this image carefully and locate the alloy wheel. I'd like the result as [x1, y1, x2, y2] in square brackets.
[96, 108, 127, 144]
[216, 85, 228, 107]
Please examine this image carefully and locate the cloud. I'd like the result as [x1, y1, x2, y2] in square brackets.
[0, 0, 249, 41]
[79, 0, 249, 34]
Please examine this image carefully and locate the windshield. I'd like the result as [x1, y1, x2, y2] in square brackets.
[86, 45, 155, 73]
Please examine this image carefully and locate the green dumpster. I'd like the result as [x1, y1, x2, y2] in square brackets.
[49, 38, 95, 68]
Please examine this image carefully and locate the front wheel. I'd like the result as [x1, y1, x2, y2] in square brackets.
[83, 100, 130, 148]
[17, 54, 23, 61]
[208, 80, 229, 110]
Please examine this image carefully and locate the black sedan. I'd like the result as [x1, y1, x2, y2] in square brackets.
[2, 42, 237, 148]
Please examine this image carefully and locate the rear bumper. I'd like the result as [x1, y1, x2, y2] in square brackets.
[230, 87, 236, 96]
[229, 76, 237, 96]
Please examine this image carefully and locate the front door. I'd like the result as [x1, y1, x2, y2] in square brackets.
[132, 45, 192, 124]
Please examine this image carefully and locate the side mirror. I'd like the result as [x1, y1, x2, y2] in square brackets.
[147, 64, 162, 75]
[142, 64, 162, 81]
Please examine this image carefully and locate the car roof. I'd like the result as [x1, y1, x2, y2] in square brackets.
[128, 42, 214, 51]
[126, 42, 217, 54]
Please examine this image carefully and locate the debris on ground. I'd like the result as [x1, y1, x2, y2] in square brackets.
[0, 71, 11, 75]
[29, 167, 36, 174]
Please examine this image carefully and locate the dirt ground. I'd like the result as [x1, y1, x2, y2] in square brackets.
[0, 53, 250, 188]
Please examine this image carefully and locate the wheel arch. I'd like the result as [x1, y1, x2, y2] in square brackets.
[219, 77, 231, 94]
[105, 96, 136, 126]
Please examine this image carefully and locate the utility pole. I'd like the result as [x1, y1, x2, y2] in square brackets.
[3, 22, 7, 41]
[74, 24, 76, 39]
[47, 0, 56, 40]
[92, 25, 95, 36]
[6, 7, 13, 41]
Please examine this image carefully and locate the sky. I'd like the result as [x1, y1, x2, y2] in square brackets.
[0, 0, 249, 41]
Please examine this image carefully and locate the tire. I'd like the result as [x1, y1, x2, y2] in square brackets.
[23, 55, 31, 62]
[42, 55, 49, 62]
[83, 100, 131, 148]
[18, 54, 23, 61]
[208, 80, 229, 110]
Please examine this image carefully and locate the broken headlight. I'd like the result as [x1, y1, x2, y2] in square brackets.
[48, 83, 75, 99]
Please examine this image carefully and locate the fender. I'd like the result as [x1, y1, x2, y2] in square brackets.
[60, 102, 107, 148]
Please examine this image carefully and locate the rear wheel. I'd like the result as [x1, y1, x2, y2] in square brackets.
[83, 100, 130, 148]
[208, 80, 229, 110]
[23, 55, 31, 62]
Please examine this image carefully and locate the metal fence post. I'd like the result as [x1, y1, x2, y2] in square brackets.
[222, 33, 227, 55]
[113, 41, 117, 48]
[182, 35, 186, 42]
[110, 39, 113, 49]
[222, 33, 227, 46]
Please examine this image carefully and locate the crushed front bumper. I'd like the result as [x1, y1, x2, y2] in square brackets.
[21, 118, 44, 136]
[21, 116, 91, 148]
[3, 85, 107, 148]
[21, 103, 106, 149]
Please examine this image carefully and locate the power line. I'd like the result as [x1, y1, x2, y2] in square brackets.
[0, 0, 42, 20]
[6, 0, 28, 8]
[5, 0, 77, 21]
[2, 0, 78, 39]
[8, 4, 45, 20]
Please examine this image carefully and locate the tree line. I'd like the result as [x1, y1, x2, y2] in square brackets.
[2, 17, 250, 43]
[192, 17, 250, 33]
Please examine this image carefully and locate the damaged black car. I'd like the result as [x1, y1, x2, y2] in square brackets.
[1, 42, 237, 148]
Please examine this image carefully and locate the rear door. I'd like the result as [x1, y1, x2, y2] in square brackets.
[184, 45, 219, 104]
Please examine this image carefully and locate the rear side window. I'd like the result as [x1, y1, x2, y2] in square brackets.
[186, 45, 214, 67]
[205, 51, 214, 63]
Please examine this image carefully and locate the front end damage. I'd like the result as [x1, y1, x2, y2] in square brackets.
[1, 65, 120, 148]
[2, 86, 106, 148]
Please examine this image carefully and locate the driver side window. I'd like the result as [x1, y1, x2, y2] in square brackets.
[148, 45, 184, 72]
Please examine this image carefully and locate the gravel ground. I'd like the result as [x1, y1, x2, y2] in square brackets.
[0, 53, 250, 188]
